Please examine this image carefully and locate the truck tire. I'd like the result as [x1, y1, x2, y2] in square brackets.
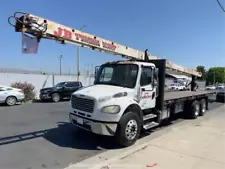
[199, 99, 206, 116]
[115, 111, 141, 147]
[190, 100, 200, 119]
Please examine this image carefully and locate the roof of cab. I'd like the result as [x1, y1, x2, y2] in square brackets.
[104, 60, 155, 67]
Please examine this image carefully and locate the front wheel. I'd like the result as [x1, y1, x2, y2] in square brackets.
[115, 112, 141, 147]
[51, 93, 61, 102]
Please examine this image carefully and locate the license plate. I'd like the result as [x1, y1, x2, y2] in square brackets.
[77, 117, 83, 125]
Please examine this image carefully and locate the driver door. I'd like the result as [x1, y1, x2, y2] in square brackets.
[139, 66, 156, 109]
[63, 82, 79, 97]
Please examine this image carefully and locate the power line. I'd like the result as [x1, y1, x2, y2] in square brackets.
[216, 0, 225, 12]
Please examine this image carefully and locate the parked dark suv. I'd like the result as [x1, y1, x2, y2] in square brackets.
[216, 89, 225, 103]
[39, 81, 83, 102]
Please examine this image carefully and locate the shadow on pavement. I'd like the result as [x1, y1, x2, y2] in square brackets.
[0, 122, 121, 150]
[44, 122, 121, 150]
[0, 103, 6, 106]
[0, 102, 22, 107]
[32, 99, 70, 103]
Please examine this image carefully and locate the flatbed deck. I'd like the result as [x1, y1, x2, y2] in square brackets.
[164, 90, 214, 101]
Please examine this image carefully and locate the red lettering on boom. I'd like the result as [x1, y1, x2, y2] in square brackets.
[102, 41, 116, 51]
[54, 27, 63, 37]
[75, 33, 100, 46]
[63, 29, 72, 39]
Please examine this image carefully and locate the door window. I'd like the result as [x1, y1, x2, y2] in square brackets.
[65, 82, 80, 88]
[100, 67, 113, 82]
[140, 67, 153, 86]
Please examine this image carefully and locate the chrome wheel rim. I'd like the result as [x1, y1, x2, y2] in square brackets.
[195, 104, 200, 116]
[202, 102, 206, 113]
[7, 97, 16, 105]
[125, 119, 138, 140]
[52, 94, 60, 102]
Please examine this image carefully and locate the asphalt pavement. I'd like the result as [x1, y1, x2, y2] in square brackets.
[0, 101, 116, 169]
[0, 101, 224, 169]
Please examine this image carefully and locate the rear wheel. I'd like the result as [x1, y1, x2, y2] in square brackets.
[115, 111, 141, 147]
[190, 100, 200, 119]
[199, 99, 206, 116]
[5, 96, 17, 106]
[52, 93, 61, 102]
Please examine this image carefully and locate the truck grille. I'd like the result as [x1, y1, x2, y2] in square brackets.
[71, 95, 95, 113]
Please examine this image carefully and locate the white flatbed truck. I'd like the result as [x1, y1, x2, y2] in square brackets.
[8, 12, 214, 147]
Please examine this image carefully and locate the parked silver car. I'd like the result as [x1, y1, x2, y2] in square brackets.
[205, 85, 216, 90]
[0, 86, 25, 106]
[216, 84, 225, 90]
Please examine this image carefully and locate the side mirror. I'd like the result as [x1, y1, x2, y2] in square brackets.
[154, 68, 159, 77]
[148, 77, 152, 84]
[153, 68, 159, 97]
[62, 86, 65, 90]
[95, 66, 100, 79]
[153, 68, 159, 86]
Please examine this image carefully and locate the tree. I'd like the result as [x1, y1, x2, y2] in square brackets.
[196, 65, 206, 80]
[206, 67, 225, 85]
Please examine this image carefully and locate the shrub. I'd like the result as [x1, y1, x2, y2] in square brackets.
[11, 81, 36, 101]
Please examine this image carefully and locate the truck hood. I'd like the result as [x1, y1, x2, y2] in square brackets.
[40, 87, 55, 92]
[73, 84, 134, 99]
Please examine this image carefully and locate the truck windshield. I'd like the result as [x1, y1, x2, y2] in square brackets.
[94, 64, 139, 88]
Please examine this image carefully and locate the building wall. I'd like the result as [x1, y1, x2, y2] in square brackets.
[0, 73, 95, 98]
[0, 72, 206, 99]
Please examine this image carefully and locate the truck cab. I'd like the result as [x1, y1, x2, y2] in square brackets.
[69, 61, 159, 146]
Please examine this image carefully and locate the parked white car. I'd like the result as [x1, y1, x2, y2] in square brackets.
[168, 83, 186, 90]
[216, 84, 225, 90]
[205, 85, 216, 90]
[0, 86, 25, 106]
[168, 83, 186, 91]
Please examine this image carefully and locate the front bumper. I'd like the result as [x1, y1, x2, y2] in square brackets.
[39, 93, 51, 100]
[17, 95, 25, 102]
[69, 113, 118, 136]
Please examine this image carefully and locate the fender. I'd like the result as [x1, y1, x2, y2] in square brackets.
[119, 98, 143, 124]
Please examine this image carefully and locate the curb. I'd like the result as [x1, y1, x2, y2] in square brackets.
[64, 121, 186, 169]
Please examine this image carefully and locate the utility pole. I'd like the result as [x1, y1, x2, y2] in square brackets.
[59, 55, 63, 75]
[213, 71, 216, 85]
[77, 25, 87, 81]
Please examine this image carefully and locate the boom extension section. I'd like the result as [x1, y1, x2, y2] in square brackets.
[8, 12, 201, 77]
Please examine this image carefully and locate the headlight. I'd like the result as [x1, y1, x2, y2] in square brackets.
[101, 105, 120, 114]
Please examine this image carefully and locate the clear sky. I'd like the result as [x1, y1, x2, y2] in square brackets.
[1, 0, 225, 74]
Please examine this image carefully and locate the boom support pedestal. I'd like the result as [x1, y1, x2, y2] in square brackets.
[191, 75, 196, 91]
